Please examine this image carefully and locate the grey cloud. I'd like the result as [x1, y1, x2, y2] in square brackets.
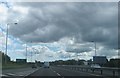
[66, 44, 92, 53]
[8, 2, 118, 50]
[97, 48, 118, 58]
[66, 47, 92, 53]
[57, 51, 71, 59]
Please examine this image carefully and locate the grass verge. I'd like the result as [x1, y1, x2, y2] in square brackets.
[2, 63, 32, 70]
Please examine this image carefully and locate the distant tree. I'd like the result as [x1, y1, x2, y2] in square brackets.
[78, 60, 85, 65]
[50, 59, 84, 65]
[0, 51, 11, 64]
[104, 58, 120, 68]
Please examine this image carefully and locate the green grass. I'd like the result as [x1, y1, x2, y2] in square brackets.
[2, 63, 31, 70]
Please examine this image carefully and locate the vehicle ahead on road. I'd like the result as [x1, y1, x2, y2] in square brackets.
[90, 64, 101, 68]
[43, 62, 50, 68]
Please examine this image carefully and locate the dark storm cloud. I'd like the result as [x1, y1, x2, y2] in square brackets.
[9, 2, 118, 49]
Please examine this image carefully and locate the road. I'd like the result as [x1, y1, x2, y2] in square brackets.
[2, 66, 119, 78]
[25, 66, 106, 78]
[2, 67, 39, 77]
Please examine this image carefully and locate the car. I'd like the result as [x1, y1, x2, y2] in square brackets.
[91, 64, 101, 68]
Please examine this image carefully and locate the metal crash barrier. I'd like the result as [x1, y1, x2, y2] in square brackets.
[56, 65, 120, 76]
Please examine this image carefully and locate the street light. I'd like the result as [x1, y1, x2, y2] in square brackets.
[91, 41, 97, 56]
[25, 43, 27, 62]
[0, 24, 4, 52]
[31, 47, 39, 62]
[5, 23, 17, 64]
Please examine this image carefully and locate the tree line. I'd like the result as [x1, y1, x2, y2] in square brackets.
[0, 51, 11, 64]
[0, 51, 120, 68]
[104, 58, 120, 68]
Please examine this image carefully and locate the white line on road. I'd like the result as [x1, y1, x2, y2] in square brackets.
[51, 67, 61, 76]
[87, 73, 101, 76]
[54, 66, 102, 76]
[25, 67, 41, 76]
[6, 73, 16, 76]
[57, 73, 61, 76]
[0, 74, 9, 77]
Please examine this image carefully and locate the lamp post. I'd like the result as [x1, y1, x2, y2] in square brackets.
[31, 50, 32, 63]
[5, 23, 17, 64]
[77, 51, 79, 65]
[0, 24, 4, 52]
[91, 41, 97, 56]
[32, 47, 38, 62]
[33, 48, 37, 65]
[25, 43, 27, 62]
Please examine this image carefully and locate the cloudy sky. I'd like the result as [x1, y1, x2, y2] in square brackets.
[0, 1, 119, 62]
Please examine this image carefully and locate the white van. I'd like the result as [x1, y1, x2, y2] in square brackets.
[44, 62, 49, 68]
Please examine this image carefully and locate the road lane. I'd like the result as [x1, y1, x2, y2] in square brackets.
[2, 66, 119, 78]
[2, 67, 40, 77]
[25, 66, 104, 77]
[28, 67, 58, 76]
[51, 66, 102, 76]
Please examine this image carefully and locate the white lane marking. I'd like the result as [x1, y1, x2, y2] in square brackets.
[6, 73, 16, 76]
[55, 67, 102, 76]
[1, 74, 9, 77]
[4, 73, 25, 77]
[25, 67, 41, 76]
[87, 73, 101, 76]
[51, 67, 61, 76]
[57, 73, 61, 76]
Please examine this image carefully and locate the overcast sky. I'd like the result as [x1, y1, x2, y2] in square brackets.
[0, 1, 119, 62]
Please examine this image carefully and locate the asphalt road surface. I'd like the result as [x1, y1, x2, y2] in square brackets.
[25, 66, 108, 78]
[1, 67, 39, 78]
[2, 66, 119, 78]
